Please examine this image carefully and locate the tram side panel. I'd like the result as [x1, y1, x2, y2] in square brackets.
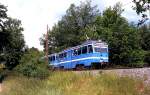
[58, 50, 76, 69]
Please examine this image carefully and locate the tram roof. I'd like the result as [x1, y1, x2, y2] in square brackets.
[49, 40, 108, 56]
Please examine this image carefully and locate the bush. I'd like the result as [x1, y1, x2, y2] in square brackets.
[123, 50, 145, 67]
[17, 63, 49, 79]
[144, 51, 150, 65]
[15, 48, 50, 79]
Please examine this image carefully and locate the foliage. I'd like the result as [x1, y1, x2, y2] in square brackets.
[0, 3, 8, 64]
[15, 47, 49, 78]
[125, 50, 145, 67]
[1, 72, 150, 95]
[3, 18, 25, 69]
[0, 3, 25, 69]
[95, 5, 144, 66]
[145, 51, 150, 64]
[0, 4, 8, 51]
[139, 24, 150, 51]
[133, 0, 150, 25]
[133, 0, 150, 14]
[139, 24, 150, 65]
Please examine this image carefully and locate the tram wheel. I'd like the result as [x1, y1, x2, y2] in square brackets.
[59, 66, 64, 71]
[76, 64, 84, 71]
[100, 62, 107, 69]
[91, 63, 100, 69]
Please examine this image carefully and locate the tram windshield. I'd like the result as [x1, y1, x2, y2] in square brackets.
[88, 45, 93, 53]
[94, 47, 108, 52]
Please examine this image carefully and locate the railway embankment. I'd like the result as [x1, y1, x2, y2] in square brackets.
[75, 67, 150, 84]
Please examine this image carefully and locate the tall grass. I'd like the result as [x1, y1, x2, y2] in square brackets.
[1, 71, 150, 95]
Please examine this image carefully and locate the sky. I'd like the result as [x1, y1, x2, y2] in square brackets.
[0, 0, 142, 50]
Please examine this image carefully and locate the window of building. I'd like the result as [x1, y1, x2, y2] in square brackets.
[82, 46, 87, 54]
[88, 45, 93, 53]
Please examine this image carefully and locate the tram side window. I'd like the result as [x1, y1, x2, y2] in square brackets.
[88, 45, 93, 53]
[56, 55, 59, 60]
[59, 54, 63, 58]
[73, 49, 78, 56]
[63, 52, 67, 58]
[50, 56, 55, 61]
[82, 46, 87, 54]
[78, 48, 82, 55]
[59, 52, 67, 58]
[49, 57, 52, 61]
[53, 56, 55, 61]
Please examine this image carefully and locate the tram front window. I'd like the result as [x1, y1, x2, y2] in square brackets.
[94, 47, 107, 52]
[88, 45, 93, 53]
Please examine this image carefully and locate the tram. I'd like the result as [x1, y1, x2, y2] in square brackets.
[48, 40, 109, 69]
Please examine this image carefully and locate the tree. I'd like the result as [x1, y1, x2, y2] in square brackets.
[95, 3, 144, 66]
[0, 3, 8, 65]
[133, 0, 150, 25]
[139, 24, 150, 64]
[3, 18, 25, 69]
[0, 3, 8, 53]
[133, 0, 150, 14]
[0, 3, 25, 69]
[139, 24, 150, 50]
[40, 0, 100, 53]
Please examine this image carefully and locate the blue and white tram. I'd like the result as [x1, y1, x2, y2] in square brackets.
[48, 40, 109, 69]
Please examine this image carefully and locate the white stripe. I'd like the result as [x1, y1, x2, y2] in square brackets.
[53, 57, 108, 65]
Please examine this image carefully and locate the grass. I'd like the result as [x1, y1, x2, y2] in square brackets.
[1, 71, 150, 95]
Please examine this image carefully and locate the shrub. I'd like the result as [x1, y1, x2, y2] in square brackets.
[123, 50, 145, 67]
[15, 48, 50, 79]
[144, 51, 150, 65]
